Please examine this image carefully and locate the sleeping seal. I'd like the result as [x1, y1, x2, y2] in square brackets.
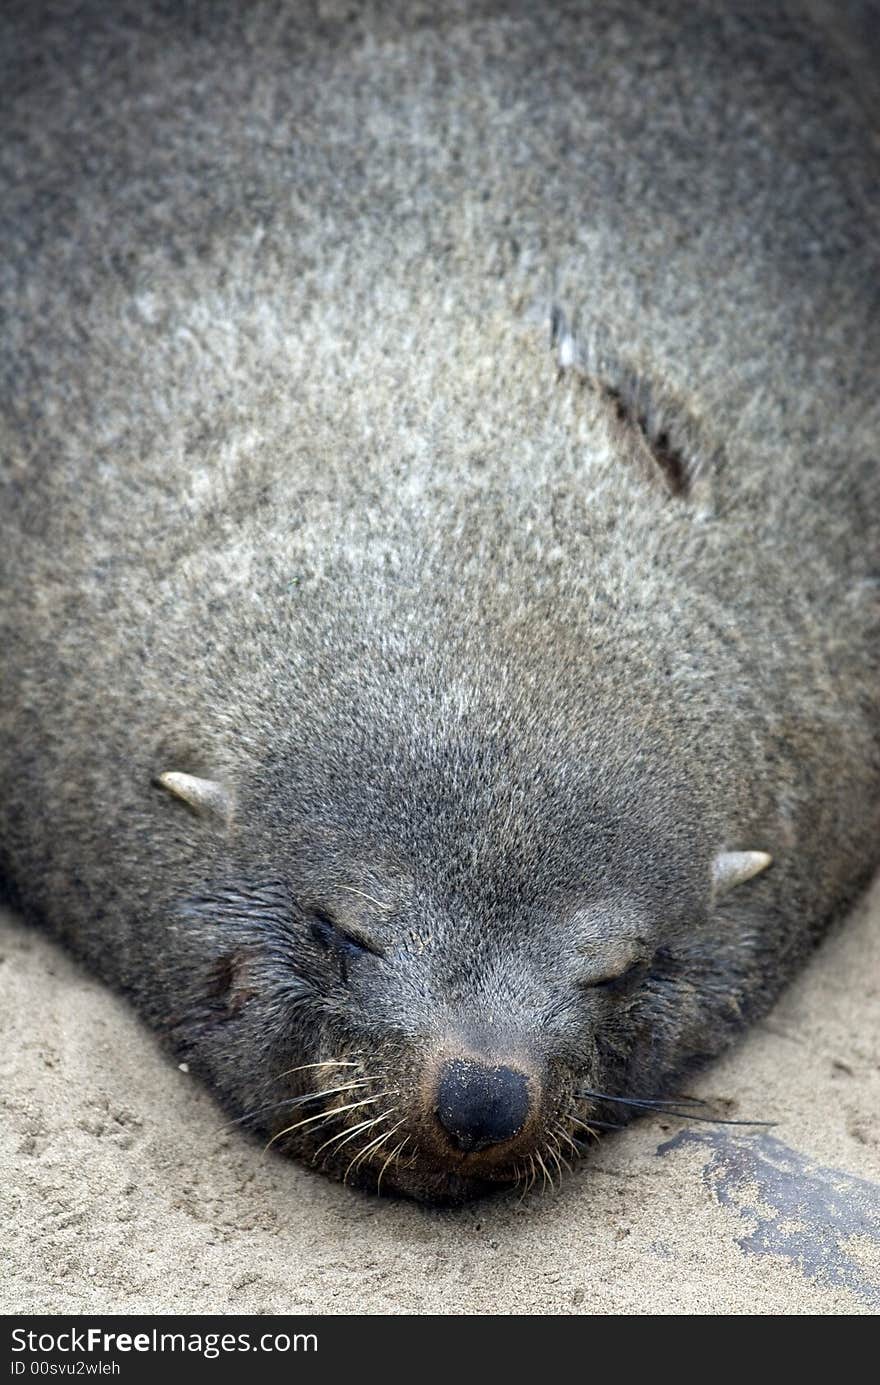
[1, 0, 878, 1201]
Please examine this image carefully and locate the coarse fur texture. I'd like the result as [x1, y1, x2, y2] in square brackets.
[1, 0, 878, 1202]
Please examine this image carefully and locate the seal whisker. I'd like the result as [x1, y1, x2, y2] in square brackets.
[578, 1090, 711, 1109]
[274, 1059, 362, 1082]
[528, 1153, 539, 1195]
[230, 1078, 374, 1130]
[344, 1118, 406, 1184]
[344, 1126, 397, 1183]
[554, 1122, 582, 1159]
[578, 1091, 773, 1126]
[569, 1114, 602, 1140]
[548, 1133, 572, 1177]
[376, 1134, 411, 1195]
[522, 1156, 532, 1196]
[248, 1057, 366, 1104]
[533, 1149, 553, 1195]
[263, 1107, 341, 1151]
[264, 1091, 394, 1152]
[311, 1113, 390, 1157]
[515, 1161, 531, 1203]
[313, 1104, 400, 1159]
[546, 1142, 562, 1190]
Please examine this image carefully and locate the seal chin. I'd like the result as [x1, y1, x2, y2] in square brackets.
[354, 1113, 549, 1204]
[326, 1109, 532, 1202]
[369, 1151, 523, 1206]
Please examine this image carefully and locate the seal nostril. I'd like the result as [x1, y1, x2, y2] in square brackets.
[436, 1058, 530, 1153]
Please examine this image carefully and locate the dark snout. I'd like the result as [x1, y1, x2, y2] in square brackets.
[436, 1058, 531, 1153]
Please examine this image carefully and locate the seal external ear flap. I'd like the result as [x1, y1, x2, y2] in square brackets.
[156, 771, 234, 825]
[712, 850, 773, 895]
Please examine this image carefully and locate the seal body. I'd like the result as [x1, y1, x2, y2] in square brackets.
[1, 0, 878, 1201]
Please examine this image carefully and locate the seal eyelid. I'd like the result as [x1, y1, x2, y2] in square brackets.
[589, 957, 648, 993]
[309, 907, 385, 959]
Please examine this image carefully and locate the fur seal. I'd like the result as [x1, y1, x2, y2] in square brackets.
[1, 0, 878, 1202]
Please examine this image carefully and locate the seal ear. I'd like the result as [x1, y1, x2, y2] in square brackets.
[712, 850, 772, 895]
[155, 771, 234, 826]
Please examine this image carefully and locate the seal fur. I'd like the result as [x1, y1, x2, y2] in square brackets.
[1, 0, 878, 1201]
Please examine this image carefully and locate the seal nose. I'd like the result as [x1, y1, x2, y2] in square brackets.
[436, 1058, 530, 1153]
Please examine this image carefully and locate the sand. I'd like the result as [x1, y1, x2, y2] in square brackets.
[2, 879, 878, 1317]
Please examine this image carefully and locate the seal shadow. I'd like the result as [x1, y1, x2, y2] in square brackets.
[657, 1129, 880, 1307]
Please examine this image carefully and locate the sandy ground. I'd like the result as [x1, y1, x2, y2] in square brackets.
[1, 881, 878, 1317]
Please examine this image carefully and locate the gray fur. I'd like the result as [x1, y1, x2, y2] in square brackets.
[1, 0, 878, 1201]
